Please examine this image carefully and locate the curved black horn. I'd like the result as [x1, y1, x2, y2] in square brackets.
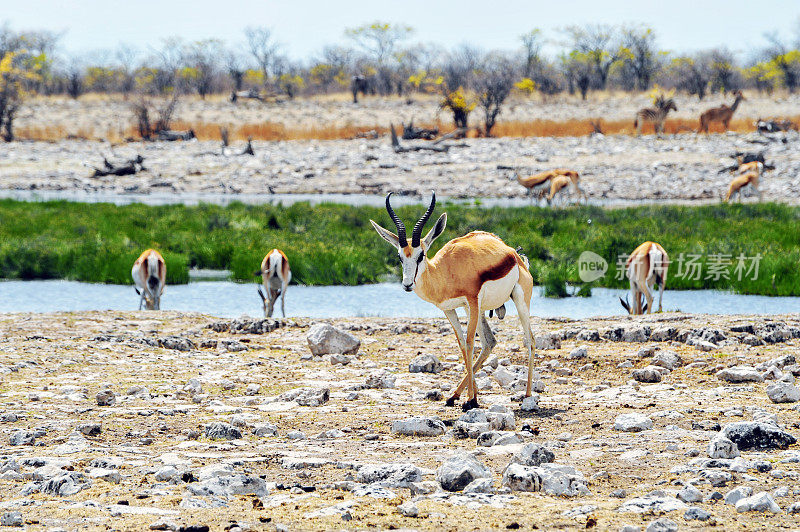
[411, 191, 436, 247]
[385, 193, 408, 247]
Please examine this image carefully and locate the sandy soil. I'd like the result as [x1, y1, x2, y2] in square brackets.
[0, 311, 798, 530]
[14, 92, 800, 136]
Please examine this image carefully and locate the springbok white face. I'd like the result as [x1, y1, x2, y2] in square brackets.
[370, 192, 446, 292]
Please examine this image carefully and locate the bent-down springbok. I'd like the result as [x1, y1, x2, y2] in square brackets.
[132, 249, 166, 310]
[725, 163, 763, 203]
[620, 242, 669, 315]
[371, 192, 535, 410]
[256, 249, 291, 317]
[516, 169, 587, 203]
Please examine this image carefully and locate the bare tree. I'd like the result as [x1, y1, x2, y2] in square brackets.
[670, 53, 712, 99]
[224, 48, 247, 91]
[708, 48, 741, 93]
[617, 26, 660, 91]
[244, 26, 279, 87]
[345, 22, 413, 94]
[520, 29, 544, 79]
[115, 44, 139, 96]
[560, 51, 593, 100]
[475, 56, 517, 136]
[564, 24, 622, 90]
[182, 39, 222, 99]
[151, 37, 184, 94]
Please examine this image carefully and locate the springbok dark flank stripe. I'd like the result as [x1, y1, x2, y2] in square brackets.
[478, 254, 516, 284]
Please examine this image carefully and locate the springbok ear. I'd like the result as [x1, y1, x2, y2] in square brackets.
[423, 213, 447, 248]
[370, 220, 401, 249]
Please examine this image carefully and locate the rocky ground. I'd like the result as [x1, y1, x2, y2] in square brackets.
[1, 311, 799, 530]
[1, 131, 799, 204]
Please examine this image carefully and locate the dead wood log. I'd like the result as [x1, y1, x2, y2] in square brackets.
[230, 90, 264, 103]
[390, 124, 450, 153]
[432, 127, 468, 144]
[157, 129, 196, 141]
[241, 136, 254, 156]
[402, 120, 439, 140]
[84, 154, 145, 177]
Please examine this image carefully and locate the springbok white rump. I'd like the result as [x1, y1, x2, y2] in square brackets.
[371, 192, 536, 410]
[620, 241, 669, 315]
[256, 249, 291, 317]
[132, 249, 166, 310]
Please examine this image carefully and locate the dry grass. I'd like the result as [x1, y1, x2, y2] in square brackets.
[13, 111, 800, 143]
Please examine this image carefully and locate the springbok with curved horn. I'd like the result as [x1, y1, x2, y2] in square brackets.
[371, 192, 535, 410]
[619, 242, 669, 315]
[132, 249, 166, 310]
[256, 249, 291, 317]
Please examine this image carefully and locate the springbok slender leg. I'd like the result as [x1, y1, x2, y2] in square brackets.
[510, 284, 535, 396]
[461, 298, 481, 410]
[657, 275, 666, 313]
[444, 308, 467, 407]
[281, 279, 289, 317]
[451, 314, 497, 400]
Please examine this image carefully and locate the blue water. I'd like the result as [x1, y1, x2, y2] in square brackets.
[0, 280, 796, 318]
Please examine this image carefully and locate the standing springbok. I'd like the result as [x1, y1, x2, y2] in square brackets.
[634, 94, 677, 136]
[725, 163, 763, 203]
[256, 249, 291, 317]
[132, 249, 166, 310]
[699, 90, 744, 133]
[371, 193, 535, 410]
[516, 169, 587, 203]
[620, 242, 669, 315]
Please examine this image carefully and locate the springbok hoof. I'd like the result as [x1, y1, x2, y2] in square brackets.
[445, 396, 458, 407]
[461, 398, 480, 412]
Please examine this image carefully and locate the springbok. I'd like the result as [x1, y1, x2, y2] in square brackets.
[256, 249, 291, 317]
[516, 169, 587, 203]
[725, 164, 762, 203]
[371, 192, 535, 410]
[620, 242, 669, 315]
[699, 90, 744, 133]
[546, 174, 572, 206]
[132, 249, 166, 310]
[634, 94, 677, 136]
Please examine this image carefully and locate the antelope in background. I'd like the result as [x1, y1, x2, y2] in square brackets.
[699, 90, 744, 133]
[725, 162, 763, 203]
[620, 241, 669, 315]
[634, 91, 677, 136]
[256, 249, 291, 317]
[371, 192, 536, 411]
[515, 169, 587, 204]
[132, 249, 166, 310]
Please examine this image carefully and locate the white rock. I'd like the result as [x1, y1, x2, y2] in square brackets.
[735, 491, 781, 513]
[614, 413, 653, 432]
[766, 381, 800, 403]
[708, 435, 740, 459]
[436, 453, 491, 492]
[391, 416, 445, 437]
[520, 394, 539, 412]
[716, 366, 763, 383]
[725, 486, 753, 505]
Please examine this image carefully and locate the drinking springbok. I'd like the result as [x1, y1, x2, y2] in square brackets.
[634, 94, 677, 136]
[699, 90, 744, 133]
[371, 192, 535, 410]
[256, 249, 291, 317]
[132, 249, 166, 310]
[620, 242, 669, 315]
[516, 169, 587, 203]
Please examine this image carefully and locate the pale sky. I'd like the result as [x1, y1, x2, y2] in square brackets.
[5, 0, 798, 62]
